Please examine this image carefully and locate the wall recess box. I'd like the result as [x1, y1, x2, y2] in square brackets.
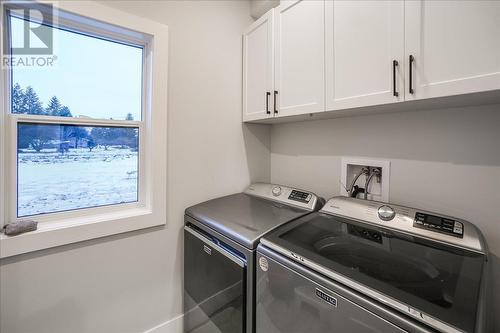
[340, 157, 390, 202]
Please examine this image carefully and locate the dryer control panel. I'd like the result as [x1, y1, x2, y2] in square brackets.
[245, 183, 321, 211]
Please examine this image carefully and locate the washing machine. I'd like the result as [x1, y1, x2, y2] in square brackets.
[257, 196, 490, 333]
[183, 183, 323, 333]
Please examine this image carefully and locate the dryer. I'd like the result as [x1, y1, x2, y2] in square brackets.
[183, 183, 323, 333]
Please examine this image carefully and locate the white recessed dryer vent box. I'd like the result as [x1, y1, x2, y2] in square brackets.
[340, 157, 390, 202]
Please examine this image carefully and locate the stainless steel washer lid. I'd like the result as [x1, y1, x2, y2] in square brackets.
[185, 183, 321, 250]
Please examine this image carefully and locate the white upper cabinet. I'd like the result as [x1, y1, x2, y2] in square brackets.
[274, 0, 325, 117]
[243, 10, 274, 122]
[243, 0, 500, 123]
[326, 0, 405, 110]
[405, 0, 500, 100]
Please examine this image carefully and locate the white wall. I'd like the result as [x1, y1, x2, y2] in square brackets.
[0, 1, 270, 332]
[270, 103, 500, 331]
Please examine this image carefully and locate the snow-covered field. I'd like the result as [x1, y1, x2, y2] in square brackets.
[17, 147, 138, 217]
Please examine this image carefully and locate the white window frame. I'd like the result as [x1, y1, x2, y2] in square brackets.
[0, 1, 168, 258]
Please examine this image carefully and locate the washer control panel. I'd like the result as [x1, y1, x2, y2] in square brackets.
[414, 212, 463, 238]
[288, 190, 313, 203]
[320, 196, 484, 253]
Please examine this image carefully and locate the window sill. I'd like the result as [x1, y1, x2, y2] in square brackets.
[0, 208, 164, 258]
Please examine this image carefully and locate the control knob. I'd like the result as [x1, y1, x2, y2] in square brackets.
[378, 205, 395, 221]
[272, 186, 282, 197]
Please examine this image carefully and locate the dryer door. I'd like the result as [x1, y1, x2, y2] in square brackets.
[256, 252, 408, 333]
[184, 226, 246, 333]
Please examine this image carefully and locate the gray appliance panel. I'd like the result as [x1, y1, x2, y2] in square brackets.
[185, 216, 255, 333]
[185, 193, 310, 250]
[184, 227, 245, 333]
[256, 245, 434, 333]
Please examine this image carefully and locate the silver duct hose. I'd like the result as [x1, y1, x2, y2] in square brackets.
[348, 167, 369, 197]
[364, 168, 381, 200]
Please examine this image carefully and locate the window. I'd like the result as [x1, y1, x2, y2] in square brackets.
[1, 1, 168, 257]
[6, 6, 144, 218]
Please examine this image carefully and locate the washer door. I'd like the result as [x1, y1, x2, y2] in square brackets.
[256, 252, 408, 333]
[184, 227, 246, 333]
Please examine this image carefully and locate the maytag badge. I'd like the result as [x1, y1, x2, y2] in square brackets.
[259, 257, 269, 271]
[315, 288, 337, 307]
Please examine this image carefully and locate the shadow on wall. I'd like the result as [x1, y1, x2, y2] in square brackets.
[270, 104, 500, 167]
[242, 123, 271, 183]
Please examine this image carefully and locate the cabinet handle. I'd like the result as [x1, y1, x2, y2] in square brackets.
[273, 90, 278, 114]
[392, 60, 399, 97]
[266, 92, 271, 114]
[409, 55, 415, 94]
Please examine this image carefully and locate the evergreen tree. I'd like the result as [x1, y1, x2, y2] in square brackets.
[58, 106, 73, 117]
[125, 113, 134, 121]
[22, 86, 45, 115]
[17, 86, 47, 150]
[46, 96, 62, 116]
[11, 83, 24, 114]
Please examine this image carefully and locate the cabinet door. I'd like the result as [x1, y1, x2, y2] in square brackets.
[274, 0, 325, 117]
[405, 0, 500, 100]
[243, 10, 274, 122]
[326, 1, 405, 111]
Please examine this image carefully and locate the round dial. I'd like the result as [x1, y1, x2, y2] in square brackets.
[272, 186, 282, 197]
[378, 205, 395, 221]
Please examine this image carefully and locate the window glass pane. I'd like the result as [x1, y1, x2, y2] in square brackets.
[17, 123, 139, 217]
[10, 15, 143, 121]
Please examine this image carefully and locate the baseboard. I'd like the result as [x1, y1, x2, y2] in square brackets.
[143, 314, 183, 333]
